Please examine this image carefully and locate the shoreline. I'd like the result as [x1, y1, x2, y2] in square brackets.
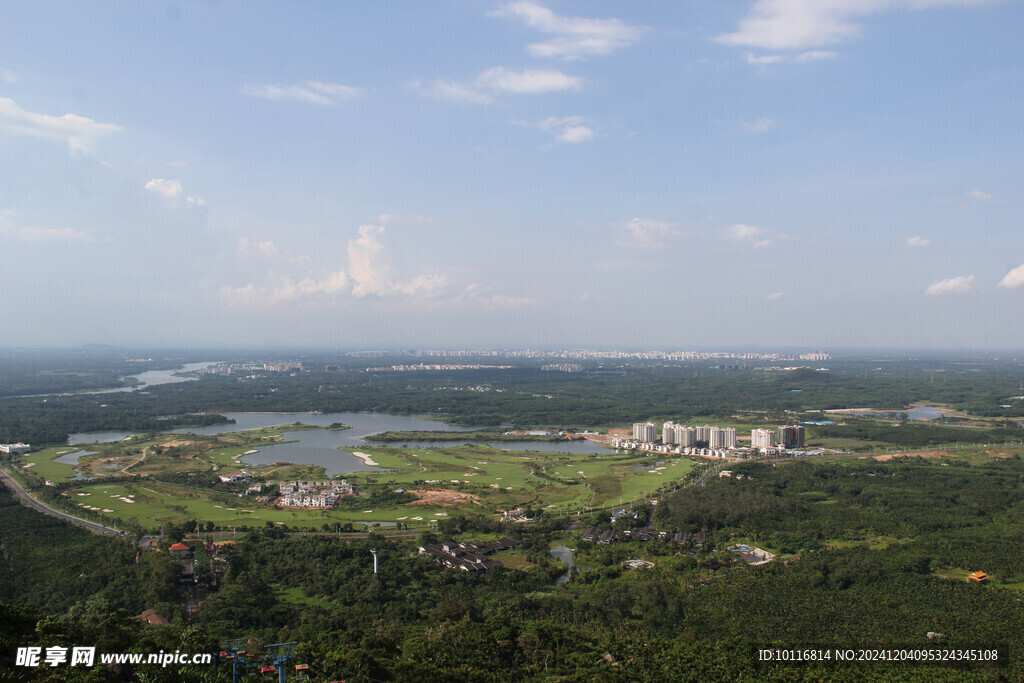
[350, 451, 381, 467]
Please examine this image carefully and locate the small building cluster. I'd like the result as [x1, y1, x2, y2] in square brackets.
[276, 480, 354, 508]
[218, 470, 251, 483]
[0, 443, 30, 454]
[418, 537, 525, 572]
[582, 527, 707, 546]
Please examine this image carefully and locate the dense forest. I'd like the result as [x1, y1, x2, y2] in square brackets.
[2, 352, 1023, 446]
[3, 457, 1023, 681]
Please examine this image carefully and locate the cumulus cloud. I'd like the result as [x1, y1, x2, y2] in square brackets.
[0, 211, 93, 243]
[490, 1, 645, 60]
[411, 67, 582, 104]
[240, 81, 362, 105]
[226, 224, 448, 306]
[998, 264, 1024, 289]
[925, 274, 976, 295]
[718, 0, 1003, 51]
[144, 178, 183, 198]
[0, 97, 122, 154]
[622, 218, 675, 248]
[966, 189, 993, 201]
[766, 291, 784, 300]
[537, 115, 594, 144]
[741, 117, 776, 134]
[145, 178, 205, 206]
[906, 236, 933, 247]
[722, 223, 775, 247]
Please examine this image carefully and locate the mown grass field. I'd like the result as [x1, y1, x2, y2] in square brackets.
[49, 430, 702, 530]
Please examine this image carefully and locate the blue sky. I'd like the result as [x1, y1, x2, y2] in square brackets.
[2, 0, 1023, 350]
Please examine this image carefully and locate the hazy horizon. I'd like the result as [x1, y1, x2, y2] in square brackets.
[3, 1, 1023, 349]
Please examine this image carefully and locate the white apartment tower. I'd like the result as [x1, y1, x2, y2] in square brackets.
[674, 425, 697, 447]
[751, 428, 776, 449]
[662, 421, 677, 444]
[633, 422, 657, 442]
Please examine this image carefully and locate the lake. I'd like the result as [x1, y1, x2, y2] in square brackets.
[68, 411, 613, 476]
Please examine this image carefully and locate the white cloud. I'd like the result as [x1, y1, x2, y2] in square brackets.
[238, 237, 281, 258]
[490, 1, 645, 60]
[746, 50, 838, 64]
[966, 189, 993, 201]
[0, 211, 93, 243]
[925, 274, 976, 295]
[0, 97, 122, 154]
[718, 0, 1003, 51]
[998, 264, 1024, 289]
[476, 67, 583, 94]
[145, 178, 205, 206]
[144, 178, 183, 198]
[413, 67, 583, 105]
[240, 81, 362, 105]
[722, 223, 775, 247]
[408, 79, 495, 104]
[622, 218, 674, 248]
[537, 115, 594, 144]
[741, 117, 776, 134]
[766, 291, 784, 300]
[226, 225, 449, 306]
[906, 236, 933, 247]
[0, 68, 16, 83]
[455, 284, 538, 310]
[795, 49, 840, 61]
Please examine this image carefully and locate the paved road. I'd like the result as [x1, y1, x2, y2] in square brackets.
[0, 467, 124, 537]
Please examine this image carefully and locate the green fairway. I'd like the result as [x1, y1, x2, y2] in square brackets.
[51, 439, 703, 531]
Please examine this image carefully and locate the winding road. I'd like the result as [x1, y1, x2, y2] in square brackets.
[0, 467, 124, 537]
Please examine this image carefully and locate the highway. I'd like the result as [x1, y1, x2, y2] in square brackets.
[0, 467, 124, 537]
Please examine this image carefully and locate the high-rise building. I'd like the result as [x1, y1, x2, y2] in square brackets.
[778, 425, 805, 448]
[751, 428, 776, 449]
[662, 421, 677, 444]
[674, 425, 697, 447]
[709, 427, 737, 449]
[633, 422, 657, 442]
[695, 425, 713, 443]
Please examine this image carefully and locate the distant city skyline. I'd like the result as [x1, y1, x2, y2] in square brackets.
[2, 1, 1023, 349]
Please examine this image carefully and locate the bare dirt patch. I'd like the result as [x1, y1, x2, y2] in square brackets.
[873, 450, 949, 462]
[983, 450, 1012, 458]
[161, 440, 195, 448]
[588, 428, 629, 444]
[405, 488, 482, 507]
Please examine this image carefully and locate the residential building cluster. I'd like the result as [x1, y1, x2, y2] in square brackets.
[540, 363, 584, 372]
[347, 348, 830, 362]
[199, 361, 302, 375]
[616, 422, 806, 459]
[364, 364, 513, 372]
[418, 537, 525, 572]
[0, 443, 31, 454]
[275, 479, 355, 508]
[218, 470, 251, 483]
